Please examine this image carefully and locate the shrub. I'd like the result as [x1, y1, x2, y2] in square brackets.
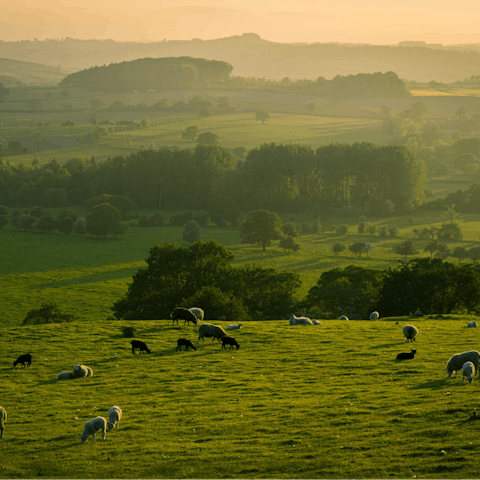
[121, 326, 136, 338]
[22, 302, 76, 325]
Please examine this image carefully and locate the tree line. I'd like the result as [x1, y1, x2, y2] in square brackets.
[112, 240, 480, 321]
[0, 142, 428, 217]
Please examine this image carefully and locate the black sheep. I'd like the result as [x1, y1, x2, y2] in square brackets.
[170, 307, 198, 326]
[221, 336, 240, 350]
[176, 338, 196, 351]
[13, 353, 32, 368]
[396, 349, 416, 361]
[131, 340, 151, 354]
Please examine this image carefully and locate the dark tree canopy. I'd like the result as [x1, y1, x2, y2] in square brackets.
[239, 209, 283, 251]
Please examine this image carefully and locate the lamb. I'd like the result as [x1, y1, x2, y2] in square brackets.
[56, 371, 73, 380]
[396, 349, 417, 360]
[446, 350, 480, 378]
[467, 321, 478, 328]
[72, 364, 93, 378]
[370, 311, 380, 321]
[463, 361, 475, 383]
[13, 353, 32, 368]
[131, 340, 151, 354]
[226, 323, 243, 330]
[0, 406, 6, 439]
[78, 416, 107, 443]
[198, 323, 227, 343]
[403, 325, 418, 342]
[170, 307, 198, 326]
[221, 336, 240, 350]
[338, 315, 349, 321]
[313, 320, 322, 325]
[176, 338, 197, 351]
[189, 307, 204, 322]
[287, 313, 313, 325]
[107, 406, 122, 432]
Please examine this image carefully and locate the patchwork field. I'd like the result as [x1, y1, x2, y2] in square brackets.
[2, 317, 480, 478]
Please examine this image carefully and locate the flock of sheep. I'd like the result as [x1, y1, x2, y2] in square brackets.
[2, 307, 479, 441]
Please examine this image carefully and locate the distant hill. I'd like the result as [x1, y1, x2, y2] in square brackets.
[2, 33, 480, 83]
[0, 57, 70, 85]
[60, 56, 233, 92]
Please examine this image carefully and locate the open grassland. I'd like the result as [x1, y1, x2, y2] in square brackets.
[2, 207, 480, 328]
[1, 111, 387, 166]
[411, 88, 480, 97]
[2, 317, 480, 478]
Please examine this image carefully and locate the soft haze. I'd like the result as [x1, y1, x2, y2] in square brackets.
[1, 0, 480, 44]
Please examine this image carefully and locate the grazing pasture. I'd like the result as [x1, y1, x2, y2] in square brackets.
[1, 317, 480, 478]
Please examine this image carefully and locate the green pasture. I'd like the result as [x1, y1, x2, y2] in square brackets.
[2, 317, 480, 478]
[2, 206, 480, 328]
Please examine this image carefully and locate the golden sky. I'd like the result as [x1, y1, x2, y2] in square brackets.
[1, 0, 479, 44]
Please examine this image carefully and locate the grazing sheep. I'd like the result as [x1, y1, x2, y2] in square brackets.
[338, 315, 349, 321]
[107, 406, 122, 432]
[467, 321, 478, 328]
[72, 364, 90, 378]
[198, 323, 227, 343]
[0, 406, 6, 439]
[287, 313, 313, 325]
[313, 320, 322, 325]
[403, 325, 418, 342]
[78, 416, 107, 443]
[13, 353, 32, 368]
[170, 307, 198, 326]
[226, 323, 243, 330]
[370, 311, 380, 321]
[131, 340, 151, 354]
[396, 349, 417, 361]
[189, 307, 204, 322]
[446, 350, 480, 378]
[56, 371, 73, 380]
[176, 338, 196, 351]
[463, 361, 475, 383]
[221, 336, 240, 350]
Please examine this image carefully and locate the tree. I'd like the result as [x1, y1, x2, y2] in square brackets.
[349, 242, 366, 257]
[27, 98, 42, 112]
[393, 239, 417, 259]
[239, 209, 283, 251]
[424, 239, 440, 258]
[89, 114, 98, 126]
[110, 100, 126, 109]
[183, 220, 202, 243]
[452, 246, 468, 263]
[281, 222, 299, 237]
[0, 216, 8, 229]
[332, 242, 346, 257]
[182, 126, 199, 143]
[435, 243, 451, 260]
[437, 222, 463, 241]
[279, 236, 300, 252]
[217, 96, 233, 111]
[84, 194, 136, 220]
[73, 217, 87, 235]
[140, 118, 150, 128]
[336, 224, 349, 235]
[33, 213, 56, 233]
[255, 110, 271, 124]
[58, 217, 74, 235]
[0, 83, 10, 101]
[18, 214, 35, 232]
[32, 132, 45, 152]
[7, 140, 25, 155]
[86, 203, 122, 239]
[60, 90, 70, 99]
[199, 108, 214, 117]
[196, 132, 220, 145]
[89, 97, 106, 110]
[469, 246, 480, 262]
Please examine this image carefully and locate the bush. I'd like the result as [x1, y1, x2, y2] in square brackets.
[120, 326, 136, 338]
[22, 302, 76, 325]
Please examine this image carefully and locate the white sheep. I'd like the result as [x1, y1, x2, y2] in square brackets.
[313, 320, 322, 325]
[0, 406, 6, 439]
[226, 323, 243, 330]
[56, 372, 73, 380]
[189, 307, 204, 322]
[287, 314, 313, 325]
[467, 321, 478, 328]
[446, 350, 480, 378]
[403, 325, 418, 342]
[78, 416, 107, 443]
[85, 367, 93, 377]
[338, 315, 349, 321]
[198, 323, 227, 343]
[462, 361, 475, 383]
[370, 311, 379, 320]
[107, 406, 122, 432]
[72, 364, 92, 378]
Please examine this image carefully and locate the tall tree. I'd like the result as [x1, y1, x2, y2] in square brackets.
[86, 203, 122, 239]
[255, 110, 271, 124]
[239, 209, 283, 251]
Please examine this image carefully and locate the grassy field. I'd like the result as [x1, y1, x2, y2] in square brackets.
[2, 316, 480, 478]
[2, 206, 480, 329]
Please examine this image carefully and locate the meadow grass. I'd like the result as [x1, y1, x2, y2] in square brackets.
[2, 317, 480, 478]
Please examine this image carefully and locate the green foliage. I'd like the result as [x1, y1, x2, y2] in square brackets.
[336, 224, 349, 235]
[377, 258, 480, 316]
[348, 242, 366, 257]
[182, 125, 199, 142]
[21, 301, 76, 325]
[305, 265, 383, 319]
[72, 217, 87, 235]
[239, 209, 283, 251]
[183, 220, 202, 243]
[0, 216, 8, 229]
[58, 216, 74, 235]
[255, 110, 271, 124]
[278, 236, 300, 252]
[33, 213, 56, 233]
[437, 222, 463, 241]
[86, 203, 122, 239]
[332, 242, 346, 256]
[281, 222, 299, 237]
[84, 194, 136, 220]
[89, 97, 107, 110]
[196, 132, 220, 145]
[393, 239, 417, 259]
[120, 326, 136, 337]
[138, 212, 163, 227]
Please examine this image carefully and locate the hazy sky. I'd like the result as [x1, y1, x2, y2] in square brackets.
[1, 0, 480, 44]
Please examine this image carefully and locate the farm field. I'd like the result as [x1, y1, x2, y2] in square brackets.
[2, 317, 480, 478]
[2, 207, 480, 329]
